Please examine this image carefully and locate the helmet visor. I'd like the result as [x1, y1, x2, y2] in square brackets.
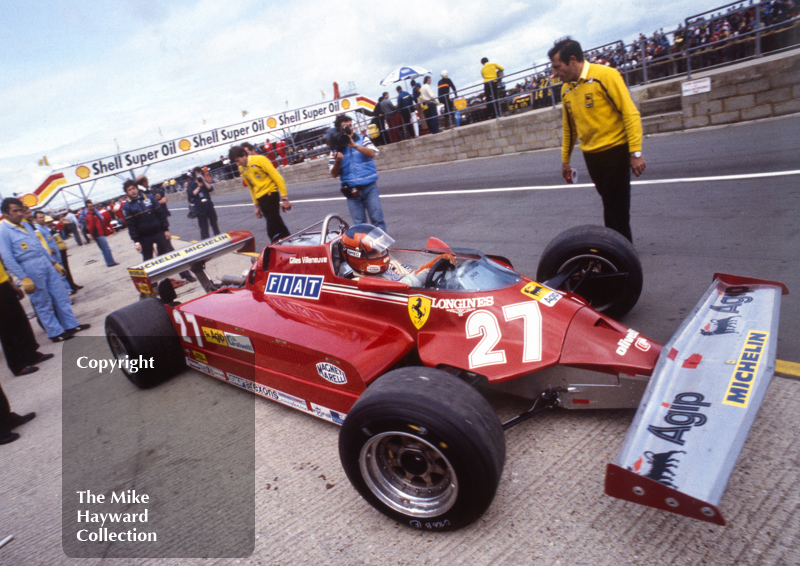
[360, 227, 395, 259]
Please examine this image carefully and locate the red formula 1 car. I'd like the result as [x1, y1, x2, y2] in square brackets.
[105, 214, 786, 531]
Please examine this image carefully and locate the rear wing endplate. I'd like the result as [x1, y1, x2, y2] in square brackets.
[127, 230, 255, 294]
[605, 273, 788, 525]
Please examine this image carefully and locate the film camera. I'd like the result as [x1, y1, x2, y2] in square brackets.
[326, 124, 354, 152]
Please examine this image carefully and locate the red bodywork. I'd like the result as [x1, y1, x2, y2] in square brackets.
[166, 232, 661, 423]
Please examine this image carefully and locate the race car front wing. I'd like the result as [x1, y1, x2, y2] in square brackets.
[605, 273, 788, 525]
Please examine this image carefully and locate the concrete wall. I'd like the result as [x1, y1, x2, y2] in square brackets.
[175, 49, 799, 200]
[636, 48, 800, 133]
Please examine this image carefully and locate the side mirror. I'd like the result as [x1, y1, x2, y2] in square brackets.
[424, 237, 453, 255]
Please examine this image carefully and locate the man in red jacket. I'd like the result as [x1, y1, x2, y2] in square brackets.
[84, 200, 118, 267]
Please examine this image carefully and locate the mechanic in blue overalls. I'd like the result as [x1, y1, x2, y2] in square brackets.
[0, 198, 89, 342]
[26, 207, 72, 295]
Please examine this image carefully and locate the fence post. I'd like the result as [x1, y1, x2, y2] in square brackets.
[755, 2, 762, 57]
[639, 39, 649, 84]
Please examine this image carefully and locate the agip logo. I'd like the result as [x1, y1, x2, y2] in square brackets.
[408, 295, 431, 329]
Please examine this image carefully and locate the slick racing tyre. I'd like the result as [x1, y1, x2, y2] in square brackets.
[339, 367, 505, 531]
[537, 225, 643, 319]
[105, 298, 185, 388]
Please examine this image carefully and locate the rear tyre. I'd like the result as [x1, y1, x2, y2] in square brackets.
[105, 298, 184, 388]
[537, 225, 643, 319]
[339, 367, 505, 531]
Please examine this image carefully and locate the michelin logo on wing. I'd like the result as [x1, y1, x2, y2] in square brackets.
[265, 273, 324, 300]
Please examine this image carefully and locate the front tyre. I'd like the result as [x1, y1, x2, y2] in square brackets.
[537, 225, 643, 319]
[339, 367, 505, 531]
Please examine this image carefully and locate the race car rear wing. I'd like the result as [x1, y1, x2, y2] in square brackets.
[605, 273, 788, 525]
[127, 231, 255, 295]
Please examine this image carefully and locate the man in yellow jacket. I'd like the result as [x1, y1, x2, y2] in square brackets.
[230, 144, 292, 242]
[549, 37, 646, 242]
[480, 57, 505, 119]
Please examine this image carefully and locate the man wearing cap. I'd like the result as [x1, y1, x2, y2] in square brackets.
[549, 36, 646, 242]
[33, 210, 81, 294]
[437, 71, 458, 129]
[42, 213, 81, 293]
[0, 198, 90, 342]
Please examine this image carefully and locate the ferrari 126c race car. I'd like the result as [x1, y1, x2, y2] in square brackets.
[105, 214, 787, 531]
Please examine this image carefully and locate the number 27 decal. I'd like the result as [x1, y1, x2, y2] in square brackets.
[466, 302, 542, 369]
[173, 310, 202, 346]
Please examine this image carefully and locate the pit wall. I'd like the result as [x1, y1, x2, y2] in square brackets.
[181, 49, 799, 199]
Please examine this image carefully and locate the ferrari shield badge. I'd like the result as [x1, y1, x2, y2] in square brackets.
[408, 295, 431, 329]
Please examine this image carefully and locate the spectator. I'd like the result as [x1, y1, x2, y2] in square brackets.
[0, 255, 54, 377]
[396, 86, 415, 139]
[136, 176, 194, 282]
[0, 198, 90, 342]
[64, 210, 83, 245]
[112, 199, 125, 224]
[373, 94, 387, 145]
[410, 79, 421, 102]
[419, 76, 440, 134]
[549, 37, 645, 242]
[275, 140, 289, 167]
[378, 92, 399, 143]
[481, 57, 505, 119]
[437, 70, 458, 129]
[83, 200, 119, 267]
[263, 139, 279, 168]
[229, 145, 292, 243]
[328, 114, 387, 231]
[187, 167, 221, 240]
[122, 180, 171, 263]
[43, 214, 82, 294]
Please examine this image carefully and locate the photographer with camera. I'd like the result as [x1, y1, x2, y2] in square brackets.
[327, 115, 387, 231]
[188, 167, 220, 240]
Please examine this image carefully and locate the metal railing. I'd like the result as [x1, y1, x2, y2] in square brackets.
[370, 0, 798, 143]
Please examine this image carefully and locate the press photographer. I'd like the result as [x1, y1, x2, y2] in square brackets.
[327, 115, 387, 231]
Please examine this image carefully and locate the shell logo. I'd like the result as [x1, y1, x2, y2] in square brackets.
[267, 117, 277, 129]
[179, 139, 191, 151]
[342, 100, 350, 110]
[76, 166, 90, 179]
[21, 193, 39, 207]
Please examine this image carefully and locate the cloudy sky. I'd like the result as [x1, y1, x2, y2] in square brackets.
[1, 0, 729, 206]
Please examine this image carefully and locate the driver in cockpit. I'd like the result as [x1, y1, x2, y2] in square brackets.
[338, 224, 455, 287]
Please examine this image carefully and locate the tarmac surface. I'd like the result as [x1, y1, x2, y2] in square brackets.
[0, 116, 798, 565]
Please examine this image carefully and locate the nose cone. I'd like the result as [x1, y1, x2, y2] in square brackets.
[559, 307, 662, 376]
